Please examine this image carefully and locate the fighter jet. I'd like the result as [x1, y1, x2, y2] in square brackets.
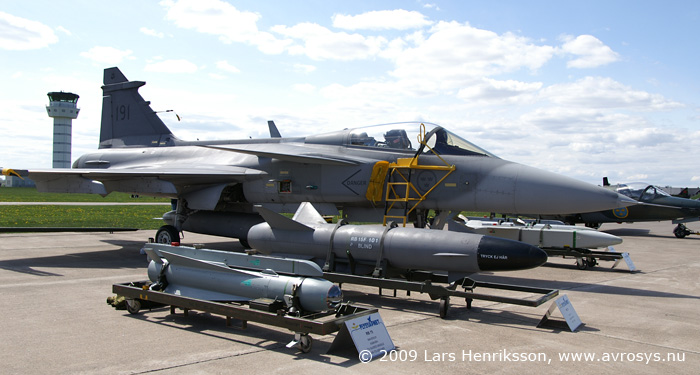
[6, 67, 635, 244]
[542, 178, 700, 238]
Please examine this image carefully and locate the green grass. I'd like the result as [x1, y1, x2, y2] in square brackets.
[0, 205, 169, 229]
[0, 188, 497, 229]
[0, 187, 169, 202]
[0, 187, 170, 229]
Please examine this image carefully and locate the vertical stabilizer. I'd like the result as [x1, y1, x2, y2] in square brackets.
[268, 120, 282, 138]
[99, 67, 179, 149]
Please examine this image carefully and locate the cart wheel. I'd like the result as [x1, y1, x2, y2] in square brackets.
[439, 297, 449, 319]
[465, 298, 472, 310]
[575, 258, 588, 270]
[298, 334, 313, 353]
[155, 225, 180, 244]
[125, 299, 141, 314]
[586, 257, 598, 268]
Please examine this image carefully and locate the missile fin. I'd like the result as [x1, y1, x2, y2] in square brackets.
[160, 251, 260, 276]
[446, 219, 473, 232]
[254, 205, 315, 231]
[143, 247, 164, 264]
[292, 202, 329, 226]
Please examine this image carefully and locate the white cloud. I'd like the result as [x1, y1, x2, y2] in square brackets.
[560, 34, 619, 68]
[216, 60, 240, 73]
[140, 27, 164, 38]
[272, 23, 387, 61]
[144, 59, 198, 73]
[615, 128, 678, 147]
[161, 0, 260, 40]
[332, 10, 433, 30]
[80, 46, 134, 64]
[540, 76, 684, 110]
[389, 21, 556, 91]
[292, 63, 316, 74]
[521, 107, 641, 133]
[56, 26, 71, 36]
[457, 78, 542, 103]
[0, 11, 58, 50]
[161, 0, 291, 54]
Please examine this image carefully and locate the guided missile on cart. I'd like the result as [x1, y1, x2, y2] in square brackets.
[247, 203, 548, 282]
[143, 244, 343, 314]
[450, 217, 623, 249]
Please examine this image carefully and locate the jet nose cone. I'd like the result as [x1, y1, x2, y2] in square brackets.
[616, 195, 638, 207]
[509, 164, 636, 214]
[476, 236, 548, 272]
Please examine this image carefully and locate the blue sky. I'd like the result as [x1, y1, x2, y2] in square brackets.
[1, 0, 699, 187]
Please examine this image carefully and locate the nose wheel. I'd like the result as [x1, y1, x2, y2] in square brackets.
[155, 225, 180, 244]
[674, 224, 691, 238]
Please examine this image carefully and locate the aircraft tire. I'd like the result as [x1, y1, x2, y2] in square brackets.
[156, 225, 180, 244]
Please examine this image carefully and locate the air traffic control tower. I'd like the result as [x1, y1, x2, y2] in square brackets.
[46, 91, 79, 168]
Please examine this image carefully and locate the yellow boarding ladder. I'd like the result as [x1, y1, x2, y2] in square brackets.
[383, 124, 456, 226]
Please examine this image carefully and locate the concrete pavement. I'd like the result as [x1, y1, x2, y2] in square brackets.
[0, 221, 698, 374]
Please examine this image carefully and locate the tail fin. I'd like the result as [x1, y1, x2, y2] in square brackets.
[267, 120, 282, 138]
[99, 67, 179, 148]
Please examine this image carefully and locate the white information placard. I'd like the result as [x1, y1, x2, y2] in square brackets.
[344, 312, 394, 361]
[555, 294, 582, 331]
[538, 294, 582, 331]
[622, 252, 637, 271]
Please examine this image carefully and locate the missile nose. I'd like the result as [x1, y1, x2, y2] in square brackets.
[326, 284, 343, 309]
[476, 236, 548, 272]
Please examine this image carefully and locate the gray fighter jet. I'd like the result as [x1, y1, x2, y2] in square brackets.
[9, 67, 635, 244]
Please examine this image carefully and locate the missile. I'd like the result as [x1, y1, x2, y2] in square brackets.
[450, 216, 623, 249]
[143, 244, 343, 313]
[246, 203, 548, 282]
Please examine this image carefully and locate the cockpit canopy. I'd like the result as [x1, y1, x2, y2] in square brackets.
[345, 122, 497, 158]
[616, 183, 671, 202]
